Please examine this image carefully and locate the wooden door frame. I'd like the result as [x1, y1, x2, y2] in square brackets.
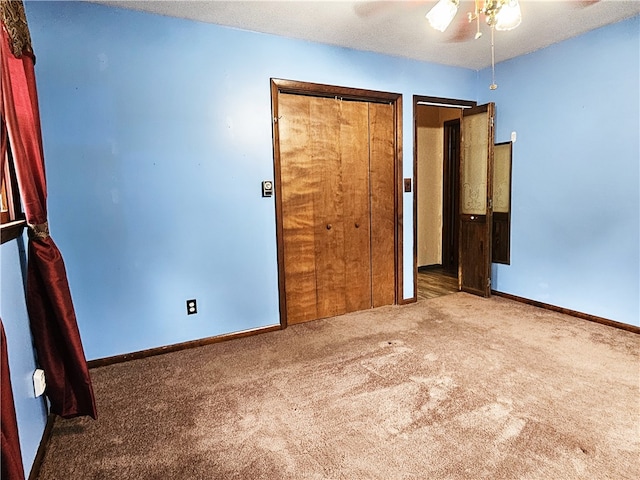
[412, 96, 476, 302]
[271, 78, 403, 328]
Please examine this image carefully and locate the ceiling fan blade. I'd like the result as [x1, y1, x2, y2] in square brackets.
[571, 0, 601, 7]
[444, 17, 475, 43]
[354, 0, 427, 19]
[354, 1, 392, 18]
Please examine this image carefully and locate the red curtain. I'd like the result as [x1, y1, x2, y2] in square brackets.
[1, 319, 25, 480]
[1, 28, 96, 418]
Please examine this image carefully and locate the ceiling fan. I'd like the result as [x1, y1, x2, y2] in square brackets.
[425, 0, 600, 88]
[426, 0, 521, 36]
[356, 1, 603, 88]
[425, 0, 601, 42]
[425, 0, 522, 88]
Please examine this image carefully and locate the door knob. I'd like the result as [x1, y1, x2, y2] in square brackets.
[355, 222, 360, 228]
[326, 224, 332, 230]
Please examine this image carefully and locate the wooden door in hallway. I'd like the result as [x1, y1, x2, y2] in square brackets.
[459, 103, 495, 297]
[273, 81, 399, 326]
[442, 118, 461, 274]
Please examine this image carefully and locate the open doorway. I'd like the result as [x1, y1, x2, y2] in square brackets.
[414, 96, 476, 300]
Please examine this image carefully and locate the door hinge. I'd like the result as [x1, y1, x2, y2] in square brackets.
[490, 116, 494, 128]
[488, 198, 493, 210]
[487, 278, 492, 288]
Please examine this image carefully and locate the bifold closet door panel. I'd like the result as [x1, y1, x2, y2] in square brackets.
[311, 97, 347, 319]
[369, 102, 396, 308]
[279, 93, 320, 324]
[340, 100, 372, 314]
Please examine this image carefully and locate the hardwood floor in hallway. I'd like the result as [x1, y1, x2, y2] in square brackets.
[417, 266, 459, 300]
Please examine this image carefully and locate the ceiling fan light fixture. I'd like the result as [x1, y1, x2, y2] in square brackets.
[495, 0, 522, 31]
[426, 0, 460, 33]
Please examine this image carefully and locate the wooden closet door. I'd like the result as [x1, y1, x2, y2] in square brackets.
[279, 95, 372, 324]
[369, 102, 396, 307]
[340, 100, 372, 314]
[277, 92, 396, 325]
[279, 93, 320, 324]
[312, 97, 347, 319]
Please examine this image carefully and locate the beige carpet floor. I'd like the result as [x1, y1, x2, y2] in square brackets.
[36, 293, 639, 479]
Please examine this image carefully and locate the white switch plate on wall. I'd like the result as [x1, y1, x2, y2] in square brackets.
[33, 369, 46, 397]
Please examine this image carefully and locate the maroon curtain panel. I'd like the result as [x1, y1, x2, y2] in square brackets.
[1, 320, 26, 480]
[1, 28, 96, 418]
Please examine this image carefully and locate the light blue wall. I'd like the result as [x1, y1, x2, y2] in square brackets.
[0, 238, 49, 478]
[24, 1, 477, 360]
[479, 15, 640, 326]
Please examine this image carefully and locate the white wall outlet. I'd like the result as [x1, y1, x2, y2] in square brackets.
[33, 369, 46, 397]
[511, 131, 517, 143]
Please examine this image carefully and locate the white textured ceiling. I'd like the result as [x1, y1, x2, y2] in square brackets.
[87, 0, 640, 70]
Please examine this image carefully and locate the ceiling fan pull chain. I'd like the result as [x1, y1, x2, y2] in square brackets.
[490, 25, 498, 90]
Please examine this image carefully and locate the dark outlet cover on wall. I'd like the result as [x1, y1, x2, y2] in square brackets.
[186, 299, 197, 315]
[404, 178, 412, 193]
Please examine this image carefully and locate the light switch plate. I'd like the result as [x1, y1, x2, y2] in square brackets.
[262, 180, 273, 197]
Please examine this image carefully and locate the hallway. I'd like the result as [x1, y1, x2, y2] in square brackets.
[417, 267, 458, 300]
